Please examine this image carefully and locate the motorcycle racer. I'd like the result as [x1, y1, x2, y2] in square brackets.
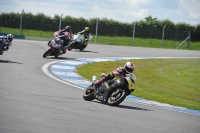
[0, 34, 14, 55]
[78, 27, 91, 41]
[54, 26, 72, 38]
[94, 62, 135, 90]
[54, 26, 73, 53]
[67, 27, 91, 51]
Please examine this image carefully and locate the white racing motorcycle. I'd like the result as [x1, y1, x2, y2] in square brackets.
[69, 33, 92, 51]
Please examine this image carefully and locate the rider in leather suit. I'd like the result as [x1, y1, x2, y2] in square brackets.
[94, 62, 135, 89]
[0, 34, 14, 55]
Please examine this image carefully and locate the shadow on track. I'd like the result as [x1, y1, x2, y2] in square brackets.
[72, 50, 99, 53]
[90, 101, 152, 111]
[44, 57, 77, 60]
[117, 104, 152, 111]
[0, 60, 23, 64]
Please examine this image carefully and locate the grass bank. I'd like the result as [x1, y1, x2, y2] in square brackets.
[77, 58, 200, 110]
[1, 27, 200, 50]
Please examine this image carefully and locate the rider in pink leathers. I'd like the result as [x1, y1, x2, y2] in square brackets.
[53, 26, 73, 53]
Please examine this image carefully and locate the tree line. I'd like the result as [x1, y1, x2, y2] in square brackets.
[0, 12, 200, 41]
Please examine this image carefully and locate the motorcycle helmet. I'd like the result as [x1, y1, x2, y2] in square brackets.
[65, 26, 71, 31]
[65, 26, 71, 30]
[124, 62, 134, 73]
[85, 27, 89, 31]
[7, 34, 14, 42]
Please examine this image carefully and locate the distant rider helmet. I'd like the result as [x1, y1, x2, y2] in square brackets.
[124, 62, 134, 73]
[7, 34, 14, 42]
[85, 27, 89, 31]
[65, 26, 71, 30]
[65, 26, 71, 32]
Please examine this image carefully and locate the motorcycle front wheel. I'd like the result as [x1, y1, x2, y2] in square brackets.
[83, 85, 95, 101]
[79, 46, 86, 51]
[43, 48, 53, 58]
[79, 44, 87, 51]
[107, 89, 127, 106]
[0, 50, 4, 55]
[0, 45, 4, 55]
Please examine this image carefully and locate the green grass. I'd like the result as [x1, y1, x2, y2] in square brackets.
[1, 27, 200, 50]
[95, 36, 200, 50]
[0, 27, 53, 38]
[77, 58, 200, 110]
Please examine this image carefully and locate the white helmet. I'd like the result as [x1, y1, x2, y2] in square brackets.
[124, 62, 134, 73]
[7, 34, 14, 42]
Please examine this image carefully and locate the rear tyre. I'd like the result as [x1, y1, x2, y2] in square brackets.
[83, 85, 95, 101]
[107, 89, 127, 106]
[43, 49, 53, 58]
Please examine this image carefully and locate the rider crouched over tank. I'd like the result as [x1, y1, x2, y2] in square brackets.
[94, 62, 135, 90]
[0, 34, 14, 55]
[54, 26, 73, 54]
[83, 62, 136, 106]
[67, 27, 91, 51]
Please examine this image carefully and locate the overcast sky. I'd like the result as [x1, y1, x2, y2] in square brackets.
[1, 0, 200, 25]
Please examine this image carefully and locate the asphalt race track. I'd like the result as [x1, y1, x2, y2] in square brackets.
[0, 39, 200, 133]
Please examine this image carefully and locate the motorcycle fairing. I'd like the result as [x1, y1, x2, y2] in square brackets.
[98, 78, 128, 103]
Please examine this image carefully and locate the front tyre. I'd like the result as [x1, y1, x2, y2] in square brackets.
[107, 89, 127, 106]
[83, 85, 95, 101]
[0, 44, 4, 55]
[43, 48, 53, 58]
[0, 50, 4, 55]
[79, 43, 87, 51]
[79, 46, 86, 51]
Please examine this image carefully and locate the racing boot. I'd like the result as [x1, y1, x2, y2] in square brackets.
[94, 77, 105, 91]
[63, 47, 67, 53]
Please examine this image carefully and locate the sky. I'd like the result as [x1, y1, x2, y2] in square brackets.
[1, 0, 200, 26]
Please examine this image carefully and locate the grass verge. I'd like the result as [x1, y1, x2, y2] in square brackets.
[1, 27, 200, 50]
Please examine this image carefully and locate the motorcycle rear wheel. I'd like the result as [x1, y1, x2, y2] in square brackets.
[107, 89, 127, 106]
[83, 85, 95, 101]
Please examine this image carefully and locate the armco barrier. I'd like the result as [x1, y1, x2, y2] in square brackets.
[0, 33, 25, 39]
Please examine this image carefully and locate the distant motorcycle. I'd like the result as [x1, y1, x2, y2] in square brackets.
[69, 33, 92, 51]
[43, 35, 69, 58]
[83, 73, 136, 106]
